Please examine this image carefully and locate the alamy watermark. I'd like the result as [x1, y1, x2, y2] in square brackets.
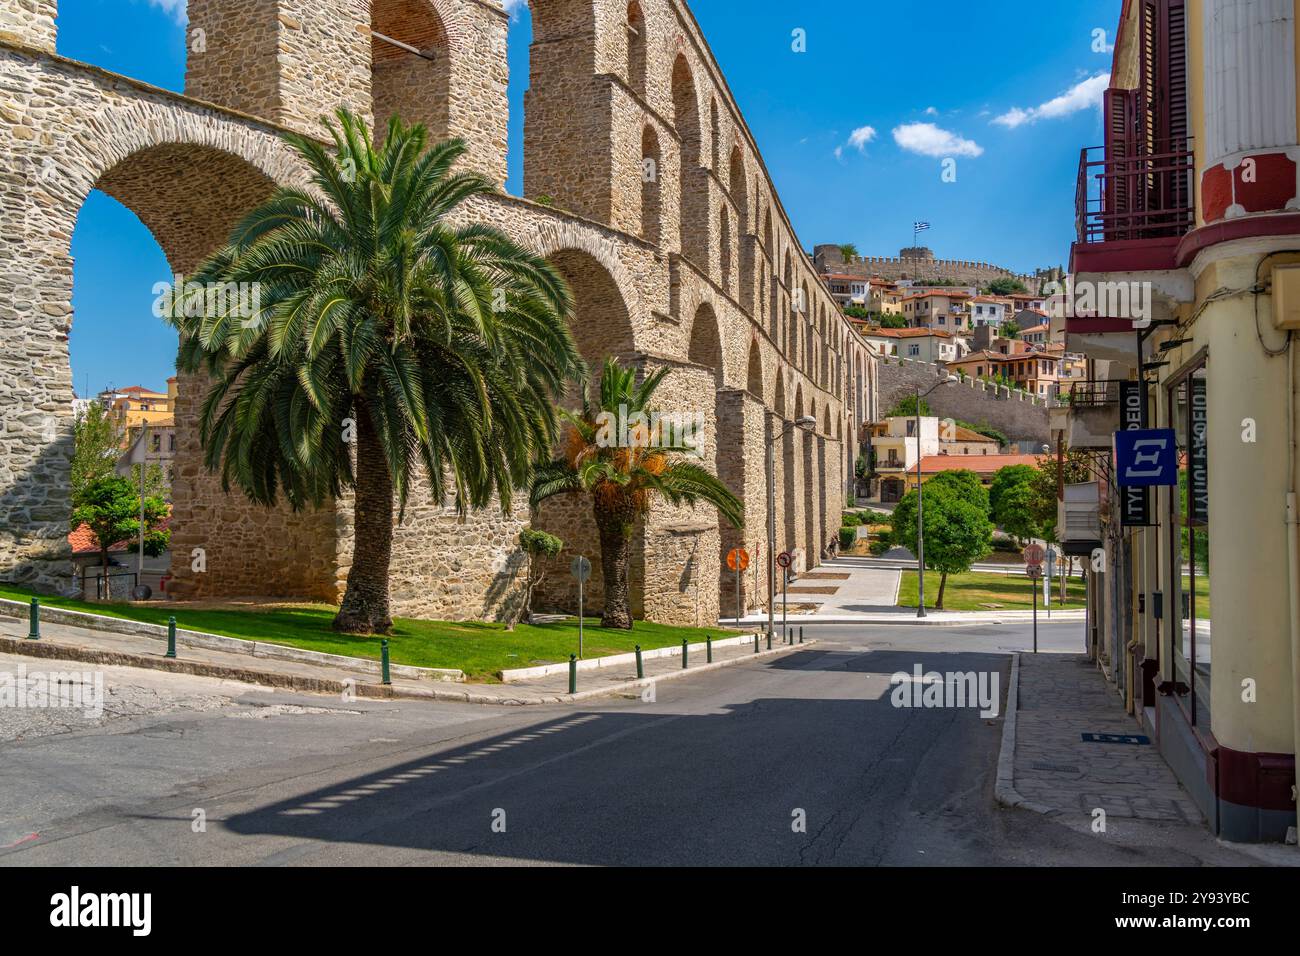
[1042, 274, 1152, 328]
[0, 664, 104, 719]
[890, 665, 1000, 718]
[594, 404, 704, 457]
[152, 274, 263, 327]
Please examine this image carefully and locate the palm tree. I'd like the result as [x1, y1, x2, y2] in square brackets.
[167, 110, 582, 635]
[530, 358, 743, 629]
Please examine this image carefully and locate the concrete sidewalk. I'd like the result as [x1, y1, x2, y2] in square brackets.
[997, 652, 1202, 823]
[0, 609, 809, 707]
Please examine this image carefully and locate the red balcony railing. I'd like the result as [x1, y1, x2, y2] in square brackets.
[1075, 139, 1195, 245]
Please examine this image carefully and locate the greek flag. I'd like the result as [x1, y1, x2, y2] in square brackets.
[914, 221, 931, 232]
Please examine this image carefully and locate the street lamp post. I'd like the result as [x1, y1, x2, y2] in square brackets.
[914, 377, 959, 618]
[767, 414, 817, 639]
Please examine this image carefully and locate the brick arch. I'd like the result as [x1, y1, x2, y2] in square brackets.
[520, 220, 644, 331]
[371, 0, 456, 138]
[544, 247, 638, 372]
[687, 301, 724, 386]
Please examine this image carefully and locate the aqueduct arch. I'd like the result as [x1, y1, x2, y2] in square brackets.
[0, 0, 875, 625]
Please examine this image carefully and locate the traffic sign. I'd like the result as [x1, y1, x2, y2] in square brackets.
[727, 547, 750, 572]
[1022, 544, 1045, 566]
[776, 551, 792, 569]
[570, 555, 591, 582]
[1026, 564, 1043, 579]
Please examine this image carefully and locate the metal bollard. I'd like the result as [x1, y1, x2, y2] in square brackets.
[165, 616, 177, 658]
[568, 654, 577, 694]
[799, 626, 804, 645]
[706, 635, 713, 664]
[753, 632, 759, 654]
[26, 598, 39, 640]
[766, 630, 772, 651]
[381, 638, 391, 685]
[635, 644, 644, 679]
[681, 638, 688, 669]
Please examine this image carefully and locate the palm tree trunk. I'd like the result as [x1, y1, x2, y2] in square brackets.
[334, 403, 394, 634]
[594, 500, 634, 630]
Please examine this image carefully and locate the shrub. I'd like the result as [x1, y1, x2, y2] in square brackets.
[839, 527, 857, 551]
[869, 539, 892, 556]
[841, 512, 863, 528]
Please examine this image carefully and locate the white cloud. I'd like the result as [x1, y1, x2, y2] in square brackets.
[993, 73, 1109, 129]
[146, 0, 187, 24]
[847, 125, 877, 151]
[891, 122, 983, 159]
[501, 0, 528, 17]
[833, 146, 844, 160]
[924, 106, 938, 116]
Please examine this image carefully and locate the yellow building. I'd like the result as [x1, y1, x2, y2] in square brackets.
[1057, 0, 1300, 841]
[101, 378, 177, 441]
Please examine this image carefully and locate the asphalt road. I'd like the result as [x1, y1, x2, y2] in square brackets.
[0, 621, 1256, 866]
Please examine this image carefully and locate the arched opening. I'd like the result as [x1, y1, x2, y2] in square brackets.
[710, 99, 721, 171]
[55, 143, 338, 603]
[531, 247, 638, 619]
[504, 2, 534, 196]
[672, 54, 707, 266]
[626, 1, 647, 96]
[762, 208, 773, 256]
[640, 125, 662, 244]
[728, 145, 747, 232]
[746, 340, 764, 398]
[688, 301, 724, 386]
[786, 380, 803, 558]
[370, 0, 452, 141]
[804, 398, 819, 561]
[719, 207, 732, 290]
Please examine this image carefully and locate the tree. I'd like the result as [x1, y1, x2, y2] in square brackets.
[72, 401, 122, 499]
[986, 277, 1028, 296]
[71, 475, 167, 591]
[891, 477, 993, 609]
[1001, 319, 1020, 339]
[531, 358, 744, 629]
[843, 304, 870, 320]
[887, 394, 930, 418]
[878, 313, 908, 329]
[511, 527, 564, 630]
[838, 243, 859, 263]
[989, 464, 1041, 542]
[167, 110, 582, 635]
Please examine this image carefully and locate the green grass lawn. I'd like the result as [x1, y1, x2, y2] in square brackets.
[0, 585, 737, 682]
[896, 570, 1086, 612]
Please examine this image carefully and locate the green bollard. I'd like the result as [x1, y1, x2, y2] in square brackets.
[165, 616, 177, 658]
[681, 638, 688, 669]
[799, 626, 804, 645]
[706, 635, 713, 664]
[26, 598, 39, 640]
[381, 639, 391, 685]
[766, 630, 772, 651]
[635, 644, 644, 679]
[568, 654, 577, 694]
[754, 632, 759, 654]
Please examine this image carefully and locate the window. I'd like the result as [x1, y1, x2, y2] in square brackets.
[908, 344, 920, 357]
[1167, 361, 1211, 727]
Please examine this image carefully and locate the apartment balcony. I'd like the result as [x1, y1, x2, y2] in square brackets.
[1049, 380, 1122, 452]
[1057, 482, 1102, 557]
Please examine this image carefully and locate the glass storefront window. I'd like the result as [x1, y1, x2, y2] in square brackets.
[1167, 362, 1211, 726]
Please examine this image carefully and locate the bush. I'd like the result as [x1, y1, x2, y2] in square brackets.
[869, 539, 892, 556]
[839, 527, 857, 551]
[841, 512, 863, 528]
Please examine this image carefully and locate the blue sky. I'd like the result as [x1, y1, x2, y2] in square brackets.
[61, 0, 1120, 396]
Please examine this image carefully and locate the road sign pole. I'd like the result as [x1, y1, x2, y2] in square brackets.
[1032, 573, 1039, 654]
[578, 574, 584, 660]
[735, 565, 742, 627]
[782, 565, 788, 643]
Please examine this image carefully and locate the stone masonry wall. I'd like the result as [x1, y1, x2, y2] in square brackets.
[877, 357, 1050, 444]
[0, 0, 879, 627]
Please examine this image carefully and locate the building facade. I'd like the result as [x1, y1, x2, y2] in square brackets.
[1057, 0, 1300, 841]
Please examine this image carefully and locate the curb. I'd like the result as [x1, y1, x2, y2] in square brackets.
[0, 634, 816, 708]
[730, 611, 1086, 627]
[0, 598, 465, 683]
[993, 653, 1059, 816]
[500, 631, 755, 682]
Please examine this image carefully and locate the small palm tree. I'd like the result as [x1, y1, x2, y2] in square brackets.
[168, 110, 582, 635]
[530, 358, 743, 629]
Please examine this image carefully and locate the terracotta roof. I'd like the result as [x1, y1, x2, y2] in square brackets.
[1020, 323, 1050, 335]
[68, 522, 131, 556]
[948, 426, 1000, 444]
[908, 454, 1040, 476]
[861, 327, 953, 339]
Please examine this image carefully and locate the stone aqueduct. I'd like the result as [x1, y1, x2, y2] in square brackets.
[0, 0, 879, 625]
